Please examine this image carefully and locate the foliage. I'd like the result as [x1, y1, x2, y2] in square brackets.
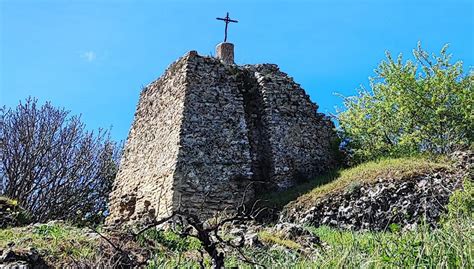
[0, 196, 31, 228]
[137, 229, 205, 269]
[444, 177, 474, 222]
[133, 206, 263, 268]
[338, 43, 473, 163]
[276, 155, 448, 210]
[147, 256, 208, 269]
[0, 97, 122, 225]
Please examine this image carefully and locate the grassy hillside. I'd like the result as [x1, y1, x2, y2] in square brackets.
[239, 217, 472, 268]
[2, 211, 471, 268]
[1, 155, 471, 268]
[261, 155, 450, 210]
[0, 222, 100, 266]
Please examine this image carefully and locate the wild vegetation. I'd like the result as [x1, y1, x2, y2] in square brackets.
[259, 155, 450, 212]
[0, 98, 122, 224]
[0, 222, 98, 265]
[1, 174, 472, 268]
[338, 43, 473, 163]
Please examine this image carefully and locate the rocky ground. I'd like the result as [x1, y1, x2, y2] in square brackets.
[1, 246, 48, 269]
[0, 221, 149, 268]
[282, 151, 472, 231]
[1, 152, 471, 268]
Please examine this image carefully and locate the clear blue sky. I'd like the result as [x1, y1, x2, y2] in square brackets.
[1, 0, 473, 142]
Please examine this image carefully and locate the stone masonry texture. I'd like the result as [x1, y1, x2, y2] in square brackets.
[106, 51, 338, 226]
[216, 42, 235, 64]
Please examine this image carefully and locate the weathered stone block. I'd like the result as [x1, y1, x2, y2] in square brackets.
[216, 42, 234, 64]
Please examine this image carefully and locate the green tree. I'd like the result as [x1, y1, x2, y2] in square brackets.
[338, 43, 473, 163]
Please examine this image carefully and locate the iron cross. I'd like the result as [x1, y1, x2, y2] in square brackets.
[216, 12, 238, 42]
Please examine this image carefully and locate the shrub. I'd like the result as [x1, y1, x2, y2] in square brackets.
[444, 178, 473, 222]
[0, 196, 31, 228]
[338, 43, 473, 163]
[0, 97, 122, 224]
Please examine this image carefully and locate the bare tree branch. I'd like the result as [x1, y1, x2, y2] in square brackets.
[0, 97, 122, 224]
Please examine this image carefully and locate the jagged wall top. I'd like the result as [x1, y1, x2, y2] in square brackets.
[107, 50, 338, 226]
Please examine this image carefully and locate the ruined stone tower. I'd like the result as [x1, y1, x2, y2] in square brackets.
[106, 45, 337, 226]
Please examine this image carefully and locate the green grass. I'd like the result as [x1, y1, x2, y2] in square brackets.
[4, 208, 470, 269]
[225, 177, 473, 269]
[309, 219, 472, 268]
[137, 228, 201, 252]
[261, 155, 449, 211]
[1, 156, 469, 268]
[221, 216, 473, 269]
[0, 222, 99, 264]
[258, 231, 301, 250]
[142, 215, 473, 269]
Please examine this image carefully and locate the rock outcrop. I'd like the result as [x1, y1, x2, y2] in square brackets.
[107, 51, 338, 227]
[283, 151, 472, 231]
[0, 246, 48, 269]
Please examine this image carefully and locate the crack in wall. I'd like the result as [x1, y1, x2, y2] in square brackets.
[237, 69, 274, 189]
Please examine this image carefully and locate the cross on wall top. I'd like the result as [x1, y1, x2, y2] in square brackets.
[216, 12, 238, 42]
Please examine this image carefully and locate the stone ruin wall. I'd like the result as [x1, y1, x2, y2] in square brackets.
[173, 54, 255, 217]
[245, 64, 337, 188]
[107, 51, 338, 226]
[106, 56, 190, 226]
